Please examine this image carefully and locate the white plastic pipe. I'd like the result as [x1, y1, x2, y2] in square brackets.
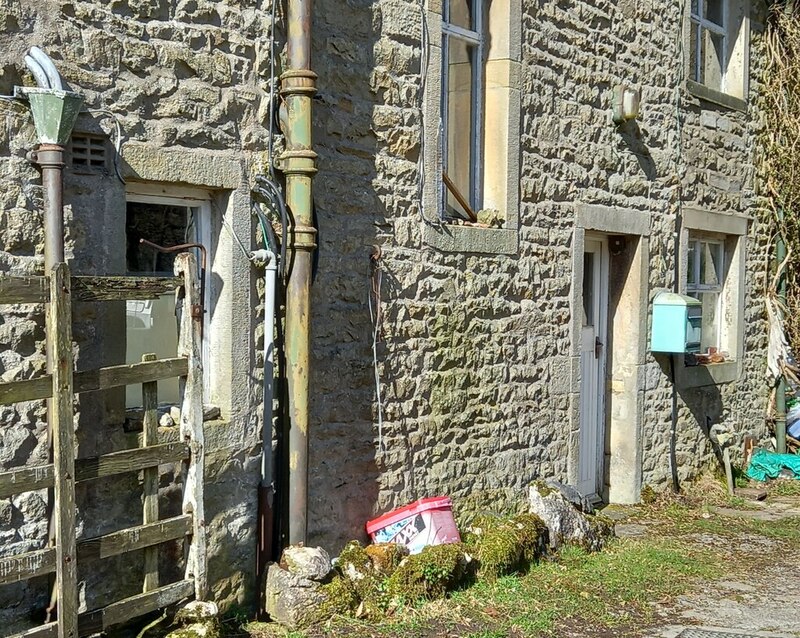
[258, 250, 278, 487]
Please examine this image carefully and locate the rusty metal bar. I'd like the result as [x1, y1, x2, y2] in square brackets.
[442, 171, 478, 223]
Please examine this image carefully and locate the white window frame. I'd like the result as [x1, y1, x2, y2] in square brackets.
[685, 235, 725, 351]
[676, 209, 748, 387]
[125, 184, 213, 399]
[690, 0, 728, 86]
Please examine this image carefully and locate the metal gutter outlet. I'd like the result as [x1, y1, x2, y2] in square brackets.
[15, 87, 83, 146]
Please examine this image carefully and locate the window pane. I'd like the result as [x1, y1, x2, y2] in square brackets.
[445, 37, 475, 217]
[583, 252, 594, 327]
[691, 0, 699, 16]
[687, 241, 697, 285]
[704, 0, 724, 26]
[447, 0, 473, 30]
[699, 241, 722, 286]
[126, 202, 187, 408]
[693, 292, 720, 351]
[700, 27, 724, 91]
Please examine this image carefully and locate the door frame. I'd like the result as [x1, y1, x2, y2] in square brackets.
[566, 204, 651, 503]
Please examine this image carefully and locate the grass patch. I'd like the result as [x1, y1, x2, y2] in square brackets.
[768, 478, 800, 497]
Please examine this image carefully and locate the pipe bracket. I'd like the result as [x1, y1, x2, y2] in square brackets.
[276, 149, 318, 176]
[290, 224, 318, 250]
[280, 69, 318, 97]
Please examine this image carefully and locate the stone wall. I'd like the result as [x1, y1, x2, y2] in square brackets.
[0, 0, 775, 628]
[308, 0, 772, 551]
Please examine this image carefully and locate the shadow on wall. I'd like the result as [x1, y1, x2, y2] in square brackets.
[655, 355, 725, 477]
[306, 0, 386, 552]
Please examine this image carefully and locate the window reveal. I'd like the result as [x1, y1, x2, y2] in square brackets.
[441, 0, 484, 221]
[688, 0, 749, 100]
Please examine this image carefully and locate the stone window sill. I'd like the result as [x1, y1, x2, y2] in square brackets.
[423, 223, 518, 255]
[686, 80, 747, 113]
[675, 359, 740, 389]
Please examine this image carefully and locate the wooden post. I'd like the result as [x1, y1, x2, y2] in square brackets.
[141, 353, 159, 593]
[49, 264, 77, 638]
[174, 253, 206, 600]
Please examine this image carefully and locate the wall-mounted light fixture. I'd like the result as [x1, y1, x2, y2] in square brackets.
[612, 84, 641, 125]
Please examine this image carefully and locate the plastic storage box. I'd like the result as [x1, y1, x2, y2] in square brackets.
[366, 496, 460, 554]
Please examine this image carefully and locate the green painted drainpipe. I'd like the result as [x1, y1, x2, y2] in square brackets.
[280, 0, 318, 545]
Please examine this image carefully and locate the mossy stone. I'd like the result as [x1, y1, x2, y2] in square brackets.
[465, 512, 549, 582]
[386, 543, 469, 603]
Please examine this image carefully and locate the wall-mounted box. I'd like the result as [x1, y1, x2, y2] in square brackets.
[651, 291, 702, 354]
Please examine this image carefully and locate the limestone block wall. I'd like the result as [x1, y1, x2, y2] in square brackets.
[308, 0, 771, 551]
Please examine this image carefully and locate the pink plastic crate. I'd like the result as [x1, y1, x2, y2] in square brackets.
[366, 497, 460, 554]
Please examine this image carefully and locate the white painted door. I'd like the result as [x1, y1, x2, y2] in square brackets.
[578, 238, 609, 498]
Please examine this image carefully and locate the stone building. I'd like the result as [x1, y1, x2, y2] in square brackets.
[0, 0, 771, 629]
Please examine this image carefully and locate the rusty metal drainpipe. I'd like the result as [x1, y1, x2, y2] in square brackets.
[280, 0, 318, 546]
[35, 145, 67, 269]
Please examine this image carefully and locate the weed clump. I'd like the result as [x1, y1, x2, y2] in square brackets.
[385, 543, 470, 602]
[464, 512, 549, 581]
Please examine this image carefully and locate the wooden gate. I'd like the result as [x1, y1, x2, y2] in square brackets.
[0, 253, 206, 638]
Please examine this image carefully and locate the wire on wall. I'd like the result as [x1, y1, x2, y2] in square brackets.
[369, 246, 385, 453]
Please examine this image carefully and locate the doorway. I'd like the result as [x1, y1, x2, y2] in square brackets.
[579, 236, 609, 498]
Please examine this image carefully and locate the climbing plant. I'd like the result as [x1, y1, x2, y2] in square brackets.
[760, 2, 800, 352]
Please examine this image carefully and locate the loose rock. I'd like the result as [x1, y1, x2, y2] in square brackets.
[528, 483, 615, 551]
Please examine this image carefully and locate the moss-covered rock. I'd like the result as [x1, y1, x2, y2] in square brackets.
[465, 513, 549, 582]
[386, 543, 469, 603]
[319, 575, 360, 618]
[365, 542, 408, 575]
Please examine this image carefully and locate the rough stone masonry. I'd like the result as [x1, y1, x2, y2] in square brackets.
[0, 0, 774, 629]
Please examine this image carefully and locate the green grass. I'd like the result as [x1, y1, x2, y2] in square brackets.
[769, 478, 800, 497]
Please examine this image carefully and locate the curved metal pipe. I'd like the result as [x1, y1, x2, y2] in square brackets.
[28, 47, 63, 91]
[24, 55, 50, 89]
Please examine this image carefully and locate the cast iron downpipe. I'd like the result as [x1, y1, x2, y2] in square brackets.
[281, 0, 317, 545]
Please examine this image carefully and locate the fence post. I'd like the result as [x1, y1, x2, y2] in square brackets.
[174, 252, 206, 599]
[49, 263, 77, 638]
[141, 352, 159, 592]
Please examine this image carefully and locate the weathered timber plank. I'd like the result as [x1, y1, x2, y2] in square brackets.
[74, 358, 188, 394]
[0, 443, 188, 496]
[176, 253, 207, 599]
[0, 515, 191, 586]
[7, 622, 58, 638]
[0, 547, 56, 585]
[71, 276, 181, 301]
[0, 377, 53, 405]
[0, 274, 49, 304]
[75, 442, 189, 482]
[0, 464, 54, 499]
[78, 515, 191, 562]
[78, 580, 194, 635]
[0, 358, 188, 405]
[142, 353, 160, 593]
[49, 263, 78, 638]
